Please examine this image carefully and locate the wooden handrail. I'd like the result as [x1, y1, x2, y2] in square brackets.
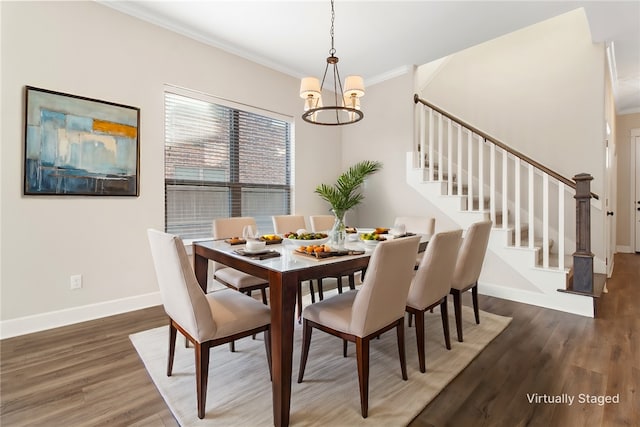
[414, 94, 599, 200]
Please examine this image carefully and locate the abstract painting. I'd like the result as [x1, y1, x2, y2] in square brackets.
[24, 86, 140, 196]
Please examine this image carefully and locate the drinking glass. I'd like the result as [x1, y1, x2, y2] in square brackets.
[243, 225, 258, 240]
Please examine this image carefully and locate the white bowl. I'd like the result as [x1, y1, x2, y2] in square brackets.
[246, 240, 267, 251]
[362, 239, 383, 247]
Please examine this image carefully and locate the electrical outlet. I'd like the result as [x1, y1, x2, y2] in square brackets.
[70, 274, 82, 290]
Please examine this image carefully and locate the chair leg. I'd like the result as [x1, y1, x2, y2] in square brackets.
[229, 341, 235, 352]
[343, 339, 348, 357]
[396, 320, 408, 380]
[355, 337, 370, 418]
[337, 276, 344, 294]
[408, 312, 413, 327]
[264, 329, 272, 381]
[472, 283, 480, 324]
[297, 320, 313, 383]
[348, 273, 356, 290]
[309, 281, 316, 304]
[261, 287, 268, 305]
[168, 321, 177, 376]
[440, 298, 451, 350]
[317, 279, 324, 301]
[414, 310, 426, 373]
[452, 290, 463, 342]
[195, 342, 210, 419]
[297, 282, 303, 324]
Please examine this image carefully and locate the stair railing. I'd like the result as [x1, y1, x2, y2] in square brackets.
[414, 95, 598, 277]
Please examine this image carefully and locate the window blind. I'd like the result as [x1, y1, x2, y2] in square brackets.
[164, 91, 292, 239]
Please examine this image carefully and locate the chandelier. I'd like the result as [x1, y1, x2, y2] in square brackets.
[299, 0, 365, 126]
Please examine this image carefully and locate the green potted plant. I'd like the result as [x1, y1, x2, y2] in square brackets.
[315, 160, 383, 246]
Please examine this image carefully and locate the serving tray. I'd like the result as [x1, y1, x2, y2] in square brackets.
[225, 238, 246, 245]
[294, 249, 365, 259]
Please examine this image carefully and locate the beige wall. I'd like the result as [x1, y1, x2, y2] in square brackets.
[615, 113, 640, 250]
[0, 1, 341, 331]
[418, 9, 605, 196]
[416, 8, 608, 263]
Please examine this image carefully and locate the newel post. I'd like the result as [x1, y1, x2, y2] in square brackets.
[572, 173, 594, 293]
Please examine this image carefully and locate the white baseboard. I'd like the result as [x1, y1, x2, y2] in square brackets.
[478, 281, 594, 318]
[616, 245, 633, 253]
[0, 292, 162, 339]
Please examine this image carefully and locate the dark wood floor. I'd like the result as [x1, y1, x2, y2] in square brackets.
[1, 253, 638, 426]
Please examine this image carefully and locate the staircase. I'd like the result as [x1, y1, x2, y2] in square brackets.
[409, 95, 602, 317]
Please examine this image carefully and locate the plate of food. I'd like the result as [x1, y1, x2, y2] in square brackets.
[282, 231, 329, 246]
[224, 237, 246, 245]
[360, 232, 387, 246]
[259, 234, 283, 244]
[294, 244, 365, 259]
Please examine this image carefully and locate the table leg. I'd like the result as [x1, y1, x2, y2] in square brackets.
[269, 270, 297, 427]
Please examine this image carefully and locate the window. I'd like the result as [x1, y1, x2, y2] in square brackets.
[164, 90, 292, 239]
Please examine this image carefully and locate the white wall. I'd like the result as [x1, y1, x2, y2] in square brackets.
[0, 1, 341, 336]
[340, 70, 461, 235]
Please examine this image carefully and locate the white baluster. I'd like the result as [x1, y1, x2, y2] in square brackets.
[428, 109, 434, 181]
[558, 182, 565, 270]
[515, 158, 521, 246]
[528, 164, 534, 249]
[478, 136, 484, 211]
[502, 149, 508, 229]
[438, 113, 443, 181]
[490, 143, 496, 224]
[448, 119, 453, 195]
[419, 106, 425, 169]
[467, 131, 473, 211]
[457, 125, 463, 196]
[543, 173, 549, 268]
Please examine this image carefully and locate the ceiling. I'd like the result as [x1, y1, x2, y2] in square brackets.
[102, 1, 640, 114]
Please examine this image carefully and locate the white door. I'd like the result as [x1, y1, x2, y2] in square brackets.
[635, 136, 640, 252]
[605, 139, 616, 277]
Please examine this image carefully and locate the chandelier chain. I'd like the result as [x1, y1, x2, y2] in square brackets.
[329, 0, 336, 56]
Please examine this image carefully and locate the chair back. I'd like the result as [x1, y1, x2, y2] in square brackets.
[212, 217, 259, 273]
[147, 229, 216, 343]
[350, 236, 421, 336]
[272, 215, 306, 234]
[309, 215, 335, 233]
[394, 216, 435, 235]
[407, 229, 463, 309]
[212, 216, 257, 239]
[451, 220, 492, 289]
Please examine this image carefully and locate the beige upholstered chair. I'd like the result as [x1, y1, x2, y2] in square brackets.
[309, 214, 358, 300]
[272, 214, 306, 234]
[394, 216, 436, 268]
[147, 229, 271, 419]
[212, 217, 269, 304]
[297, 236, 421, 418]
[406, 229, 462, 372]
[309, 214, 335, 233]
[272, 214, 317, 320]
[450, 220, 492, 342]
[394, 216, 435, 235]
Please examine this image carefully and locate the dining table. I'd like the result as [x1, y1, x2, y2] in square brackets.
[192, 233, 429, 427]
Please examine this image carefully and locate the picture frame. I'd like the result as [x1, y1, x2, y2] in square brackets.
[24, 86, 140, 196]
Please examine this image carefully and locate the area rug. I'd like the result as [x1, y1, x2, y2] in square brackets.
[130, 296, 511, 426]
